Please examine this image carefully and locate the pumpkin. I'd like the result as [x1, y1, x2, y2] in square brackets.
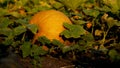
[29, 10, 72, 43]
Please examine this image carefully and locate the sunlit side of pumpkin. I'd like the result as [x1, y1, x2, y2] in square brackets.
[29, 10, 72, 43]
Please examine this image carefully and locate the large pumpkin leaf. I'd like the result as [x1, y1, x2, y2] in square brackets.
[61, 23, 86, 38]
[83, 9, 100, 17]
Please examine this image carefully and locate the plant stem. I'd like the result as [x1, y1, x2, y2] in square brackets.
[101, 29, 109, 46]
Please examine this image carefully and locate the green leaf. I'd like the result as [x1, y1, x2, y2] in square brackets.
[51, 39, 64, 48]
[2, 38, 13, 46]
[76, 20, 86, 25]
[13, 26, 27, 36]
[31, 45, 40, 56]
[52, 1, 63, 9]
[86, 41, 94, 47]
[61, 30, 71, 38]
[32, 0, 40, 4]
[117, 0, 120, 9]
[0, 28, 13, 36]
[62, 46, 72, 53]
[21, 42, 31, 58]
[0, 0, 6, 4]
[99, 45, 108, 54]
[71, 44, 80, 50]
[38, 36, 51, 45]
[15, 18, 29, 25]
[103, 0, 120, 13]
[83, 9, 100, 17]
[11, 41, 21, 47]
[95, 5, 111, 12]
[61, 23, 86, 38]
[81, 32, 94, 42]
[62, 44, 80, 53]
[116, 21, 120, 26]
[88, 0, 94, 3]
[102, 6, 111, 12]
[106, 17, 118, 28]
[8, 12, 20, 18]
[26, 24, 38, 34]
[19, 0, 28, 6]
[109, 0, 119, 12]
[0, 17, 13, 28]
[108, 49, 118, 60]
[78, 39, 86, 45]
[116, 56, 120, 61]
[60, 0, 86, 10]
[0, 8, 7, 16]
[31, 45, 48, 56]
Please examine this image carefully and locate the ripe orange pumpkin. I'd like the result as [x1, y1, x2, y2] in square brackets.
[29, 10, 72, 43]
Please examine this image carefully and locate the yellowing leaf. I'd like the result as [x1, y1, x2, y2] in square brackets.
[9, 12, 20, 18]
[39, 1, 51, 8]
[95, 30, 103, 36]
[106, 17, 118, 28]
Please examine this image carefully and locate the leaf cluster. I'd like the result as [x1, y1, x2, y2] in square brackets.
[0, 0, 120, 67]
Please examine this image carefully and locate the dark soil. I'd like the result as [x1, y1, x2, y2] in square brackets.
[0, 53, 74, 68]
[41, 56, 74, 68]
[0, 45, 120, 68]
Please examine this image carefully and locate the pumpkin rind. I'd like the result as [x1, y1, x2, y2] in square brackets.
[30, 10, 72, 43]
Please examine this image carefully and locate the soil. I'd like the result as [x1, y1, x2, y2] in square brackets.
[41, 56, 74, 68]
[0, 45, 120, 68]
[0, 53, 74, 68]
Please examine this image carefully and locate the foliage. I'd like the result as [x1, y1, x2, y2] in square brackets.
[0, 0, 120, 67]
[61, 23, 86, 38]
